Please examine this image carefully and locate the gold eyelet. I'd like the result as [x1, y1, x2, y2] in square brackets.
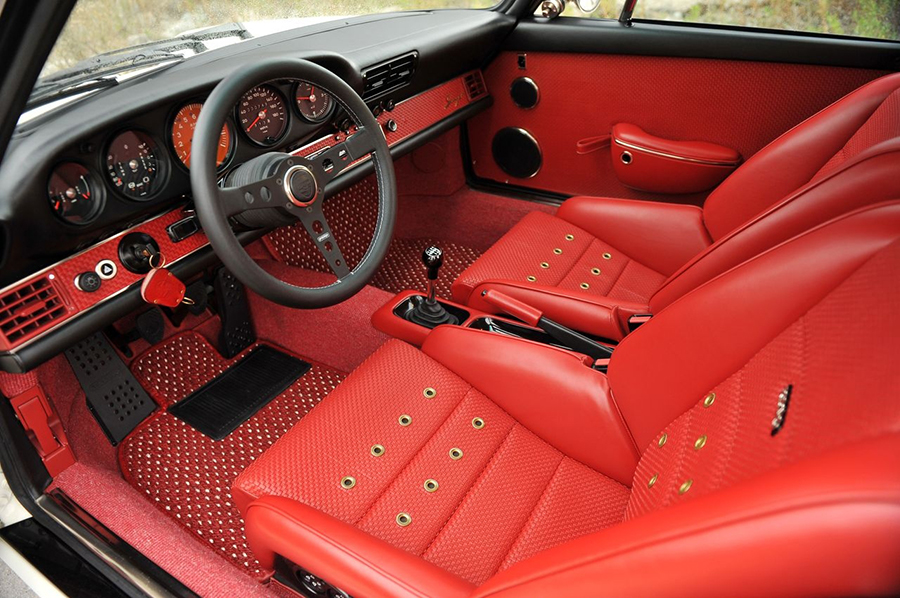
[540, 262, 550, 269]
[553, 248, 563, 255]
[694, 435, 707, 450]
[580, 282, 590, 290]
[526, 275, 537, 282]
[590, 268, 601, 276]
[424, 479, 439, 493]
[370, 444, 385, 457]
[602, 252, 612, 260]
[340, 476, 356, 489]
[398, 414, 412, 426]
[658, 433, 667, 448]
[703, 392, 716, 408]
[449, 447, 463, 460]
[565, 234, 575, 241]
[396, 512, 412, 527]
[472, 417, 485, 429]
[648, 473, 659, 488]
[679, 479, 693, 494]
[423, 387, 436, 399]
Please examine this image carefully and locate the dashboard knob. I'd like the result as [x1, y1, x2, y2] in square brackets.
[74, 271, 102, 293]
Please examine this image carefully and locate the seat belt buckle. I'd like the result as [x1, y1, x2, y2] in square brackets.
[11, 386, 76, 477]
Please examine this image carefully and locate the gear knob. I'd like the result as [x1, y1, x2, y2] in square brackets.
[422, 246, 443, 281]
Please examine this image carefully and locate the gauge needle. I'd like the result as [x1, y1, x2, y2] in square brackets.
[247, 109, 267, 130]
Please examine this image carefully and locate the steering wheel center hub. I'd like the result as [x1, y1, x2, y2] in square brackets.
[284, 164, 319, 207]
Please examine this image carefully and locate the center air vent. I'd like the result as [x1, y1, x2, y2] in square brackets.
[362, 52, 418, 100]
[464, 71, 487, 100]
[0, 276, 69, 348]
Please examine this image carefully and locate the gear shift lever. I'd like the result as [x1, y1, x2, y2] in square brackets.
[408, 245, 458, 327]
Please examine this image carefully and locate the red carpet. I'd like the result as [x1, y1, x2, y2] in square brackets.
[119, 332, 345, 578]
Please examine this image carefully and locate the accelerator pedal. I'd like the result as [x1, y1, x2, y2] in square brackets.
[65, 333, 156, 445]
[214, 268, 255, 358]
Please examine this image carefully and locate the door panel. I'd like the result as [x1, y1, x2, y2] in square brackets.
[467, 23, 893, 203]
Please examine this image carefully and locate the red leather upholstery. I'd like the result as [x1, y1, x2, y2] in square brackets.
[235, 202, 900, 596]
[454, 73, 900, 330]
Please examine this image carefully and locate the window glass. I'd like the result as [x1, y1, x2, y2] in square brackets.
[633, 0, 899, 41]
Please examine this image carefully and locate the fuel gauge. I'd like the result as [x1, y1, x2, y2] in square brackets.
[48, 162, 100, 224]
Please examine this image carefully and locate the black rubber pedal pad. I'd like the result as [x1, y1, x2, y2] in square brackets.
[215, 268, 255, 358]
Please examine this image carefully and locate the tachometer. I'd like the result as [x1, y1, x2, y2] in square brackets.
[48, 163, 100, 224]
[295, 81, 334, 123]
[106, 130, 163, 199]
[238, 85, 288, 146]
[171, 102, 233, 169]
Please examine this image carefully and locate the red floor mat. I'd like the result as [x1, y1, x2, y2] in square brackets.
[120, 332, 345, 578]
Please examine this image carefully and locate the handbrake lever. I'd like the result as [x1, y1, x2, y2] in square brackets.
[481, 289, 613, 361]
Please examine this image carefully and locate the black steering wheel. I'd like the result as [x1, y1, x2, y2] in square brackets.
[191, 57, 396, 308]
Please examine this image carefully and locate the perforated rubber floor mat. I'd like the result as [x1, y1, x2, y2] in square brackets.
[120, 332, 345, 577]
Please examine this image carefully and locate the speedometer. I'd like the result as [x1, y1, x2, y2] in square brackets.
[295, 81, 334, 123]
[106, 130, 163, 199]
[237, 85, 288, 146]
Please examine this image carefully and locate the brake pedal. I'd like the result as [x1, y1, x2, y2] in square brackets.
[214, 268, 256, 358]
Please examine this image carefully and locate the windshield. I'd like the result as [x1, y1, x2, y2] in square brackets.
[42, 0, 494, 80]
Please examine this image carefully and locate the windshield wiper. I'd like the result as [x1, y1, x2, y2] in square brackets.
[27, 23, 251, 111]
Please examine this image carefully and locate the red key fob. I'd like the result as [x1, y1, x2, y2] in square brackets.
[141, 268, 187, 307]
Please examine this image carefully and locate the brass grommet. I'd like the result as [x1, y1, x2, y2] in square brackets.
[658, 433, 667, 448]
[398, 414, 412, 426]
[703, 392, 716, 408]
[423, 387, 436, 399]
[565, 234, 575, 241]
[424, 479, 439, 493]
[580, 282, 590, 290]
[396, 512, 412, 527]
[540, 262, 550, 269]
[602, 252, 612, 260]
[526, 275, 537, 282]
[449, 447, 463, 460]
[694, 435, 707, 451]
[590, 268, 601, 276]
[679, 479, 693, 494]
[370, 444, 385, 457]
[472, 417, 485, 429]
[340, 476, 356, 489]
[553, 248, 563, 255]
[648, 473, 659, 488]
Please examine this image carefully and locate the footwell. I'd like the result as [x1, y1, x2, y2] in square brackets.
[119, 332, 345, 577]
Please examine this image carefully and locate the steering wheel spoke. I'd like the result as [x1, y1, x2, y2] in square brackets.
[220, 175, 284, 217]
[294, 203, 351, 278]
[303, 126, 379, 186]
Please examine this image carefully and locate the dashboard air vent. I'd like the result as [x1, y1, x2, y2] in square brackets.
[362, 52, 418, 100]
[0, 277, 68, 347]
[464, 71, 487, 100]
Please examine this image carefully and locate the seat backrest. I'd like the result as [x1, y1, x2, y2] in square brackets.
[475, 202, 900, 598]
[701, 72, 900, 241]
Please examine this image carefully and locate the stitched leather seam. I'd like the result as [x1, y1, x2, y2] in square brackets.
[421, 423, 518, 557]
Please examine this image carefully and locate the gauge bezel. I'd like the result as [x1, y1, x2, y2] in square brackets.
[168, 100, 236, 173]
[293, 80, 336, 124]
[47, 161, 104, 226]
[235, 84, 290, 148]
[104, 128, 169, 202]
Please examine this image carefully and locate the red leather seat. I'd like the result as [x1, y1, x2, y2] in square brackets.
[234, 201, 900, 597]
[454, 72, 900, 341]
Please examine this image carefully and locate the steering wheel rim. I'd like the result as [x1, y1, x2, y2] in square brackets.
[191, 57, 396, 308]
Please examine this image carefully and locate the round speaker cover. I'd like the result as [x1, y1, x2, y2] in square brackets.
[510, 77, 540, 109]
[492, 127, 542, 179]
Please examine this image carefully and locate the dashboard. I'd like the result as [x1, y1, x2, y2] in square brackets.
[0, 9, 509, 372]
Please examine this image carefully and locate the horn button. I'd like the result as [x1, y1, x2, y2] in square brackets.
[284, 165, 319, 207]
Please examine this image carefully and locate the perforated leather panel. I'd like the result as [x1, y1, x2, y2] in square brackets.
[120, 332, 345, 577]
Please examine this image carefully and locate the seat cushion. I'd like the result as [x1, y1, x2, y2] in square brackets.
[233, 339, 630, 585]
[450, 211, 667, 306]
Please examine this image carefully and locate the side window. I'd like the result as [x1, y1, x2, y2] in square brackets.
[634, 0, 899, 41]
[535, 0, 623, 19]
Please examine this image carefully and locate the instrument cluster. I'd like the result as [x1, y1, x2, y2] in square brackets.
[47, 79, 338, 226]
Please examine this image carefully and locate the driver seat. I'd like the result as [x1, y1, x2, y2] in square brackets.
[233, 202, 900, 597]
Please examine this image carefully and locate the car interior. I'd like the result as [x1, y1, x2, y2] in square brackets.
[0, 0, 899, 596]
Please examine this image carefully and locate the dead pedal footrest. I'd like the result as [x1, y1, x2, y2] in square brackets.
[65, 333, 156, 445]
